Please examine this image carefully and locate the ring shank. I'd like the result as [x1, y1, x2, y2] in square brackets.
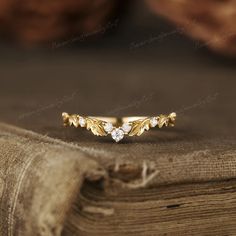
[89, 116, 148, 125]
[122, 116, 148, 123]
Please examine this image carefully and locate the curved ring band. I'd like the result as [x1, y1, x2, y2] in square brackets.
[62, 112, 176, 142]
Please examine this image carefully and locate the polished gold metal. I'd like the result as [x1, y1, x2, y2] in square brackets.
[62, 112, 176, 142]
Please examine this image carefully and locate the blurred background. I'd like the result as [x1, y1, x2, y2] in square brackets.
[0, 0, 236, 142]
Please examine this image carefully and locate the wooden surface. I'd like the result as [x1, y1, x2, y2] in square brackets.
[0, 3, 236, 234]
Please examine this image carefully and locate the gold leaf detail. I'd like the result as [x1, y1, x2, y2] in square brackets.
[158, 113, 177, 128]
[68, 115, 79, 127]
[62, 112, 69, 126]
[129, 118, 150, 136]
[168, 112, 176, 127]
[158, 115, 169, 128]
[86, 118, 107, 136]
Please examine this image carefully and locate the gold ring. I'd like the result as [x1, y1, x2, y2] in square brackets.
[62, 112, 176, 142]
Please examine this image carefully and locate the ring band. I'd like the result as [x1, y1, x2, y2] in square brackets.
[62, 112, 176, 142]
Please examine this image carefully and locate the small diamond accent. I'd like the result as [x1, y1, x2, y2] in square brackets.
[122, 123, 131, 133]
[150, 117, 158, 127]
[111, 128, 124, 142]
[79, 117, 86, 127]
[104, 122, 113, 133]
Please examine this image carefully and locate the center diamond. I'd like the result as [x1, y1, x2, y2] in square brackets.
[111, 128, 124, 142]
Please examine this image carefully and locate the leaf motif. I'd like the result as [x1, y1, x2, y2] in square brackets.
[168, 112, 176, 127]
[158, 115, 169, 128]
[129, 118, 150, 136]
[68, 115, 79, 127]
[86, 118, 107, 136]
[62, 112, 69, 126]
[158, 113, 176, 128]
